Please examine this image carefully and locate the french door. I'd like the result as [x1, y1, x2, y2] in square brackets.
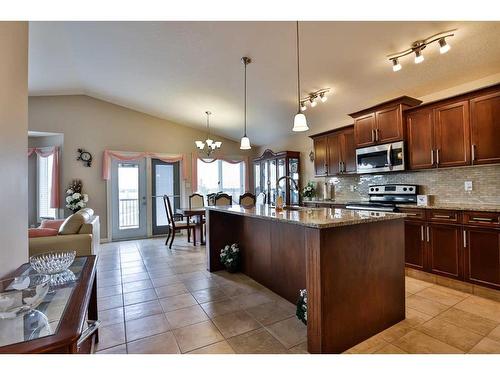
[152, 159, 180, 235]
[111, 158, 147, 240]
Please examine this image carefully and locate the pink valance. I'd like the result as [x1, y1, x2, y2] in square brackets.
[102, 150, 188, 180]
[28, 146, 60, 209]
[191, 153, 249, 193]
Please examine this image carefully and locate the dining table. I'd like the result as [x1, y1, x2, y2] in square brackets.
[176, 207, 206, 245]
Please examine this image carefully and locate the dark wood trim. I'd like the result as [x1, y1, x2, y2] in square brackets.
[309, 124, 354, 139]
[252, 149, 301, 162]
[348, 96, 422, 118]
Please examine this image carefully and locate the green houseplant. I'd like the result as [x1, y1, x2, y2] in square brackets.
[296, 289, 307, 325]
[220, 243, 241, 273]
[302, 181, 315, 200]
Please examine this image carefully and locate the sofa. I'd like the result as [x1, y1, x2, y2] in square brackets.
[29, 208, 100, 257]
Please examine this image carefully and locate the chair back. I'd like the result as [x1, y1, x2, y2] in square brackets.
[189, 193, 205, 209]
[215, 193, 232, 206]
[239, 193, 256, 207]
[163, 195, 175, 228]
[256, 192, 266, 205]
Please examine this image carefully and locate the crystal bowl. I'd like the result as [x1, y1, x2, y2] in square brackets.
[0, 274, 50, 319]
[30, 251, 76, 275]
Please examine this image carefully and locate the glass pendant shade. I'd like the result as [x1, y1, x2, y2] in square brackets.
[293, 112, 309, 132]
[195, 141, 205, 149]
[240, 136, 251, 150]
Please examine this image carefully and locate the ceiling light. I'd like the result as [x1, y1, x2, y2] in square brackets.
[300, 102, 307, 111]
[292, 21, 309, 132]
[319, 92, 328, 102]
[392, 58, 402, 72]
[439, 38, 450, 54]
[414, 49, 424, 64]
[195, 111, 221, 157]
[240, 56, 252, 150]
[310, 97, 318, 107]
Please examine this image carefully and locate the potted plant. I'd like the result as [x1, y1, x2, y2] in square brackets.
[296, 289, 307, 325]
[65, 179, 89, 214]
[220, 243, 241, 273]
[302, 181, 315, 201]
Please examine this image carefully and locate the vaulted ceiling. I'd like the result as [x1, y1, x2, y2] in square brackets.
[29, 21, 500, 145]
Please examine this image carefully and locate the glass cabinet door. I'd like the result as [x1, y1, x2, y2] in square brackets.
[269, 159, 277, 205]
[277, 158, 286, 204]
[262, 161, 269, 203]
[253, 162, 261, 196]
[289, 158, 300, 205]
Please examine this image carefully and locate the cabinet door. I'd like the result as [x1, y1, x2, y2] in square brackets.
[404, 221, 426, 270]
[406, 109, 435, 170]
[326, 133, 341, 175]
[340, 128, 357, 173]
[433, 100, 471, 168]
[470, 91, 500, 165]
[375, 105, 403, 144]
[464, 227, 500, 289]
[428, 224, 463, 280]
[354, 113, 376, 147]
[253, 162, 261, 196]
[313, 136, 328, 176]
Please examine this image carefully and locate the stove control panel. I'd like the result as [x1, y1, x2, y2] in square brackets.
[368, 184, 418, 195]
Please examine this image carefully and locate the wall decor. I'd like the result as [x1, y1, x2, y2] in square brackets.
[77, 148, 93, 167]
[309, 150, 315, 162]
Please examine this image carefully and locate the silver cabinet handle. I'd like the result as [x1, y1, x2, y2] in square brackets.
[431, 150, 434, 165]
[375, 128, 379, 142]
[426, 226, 430, 242]
[436, 149, 440, 165]
[371, 129, 375, 142]
[77, 320, 101, 349]
[421, 226, 424, 242]
[463, 230, 467, 248]
[471, 217, 494, 222]
[471, 144, 476, 163]
[433, 214, 452, 219]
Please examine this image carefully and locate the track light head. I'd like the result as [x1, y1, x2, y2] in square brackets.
[300, 102, 307, 111]
[439, 38, 450, 54]
[319, 92, 328, 102]
[392, 58, 402, 72]
[414, 49, 424, 64]
[310, 97, 318, 107]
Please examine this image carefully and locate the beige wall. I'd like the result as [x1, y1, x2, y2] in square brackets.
[0, 22, 29, 277]
[28, 95, 253, 239]
[258, 74, 500, 198]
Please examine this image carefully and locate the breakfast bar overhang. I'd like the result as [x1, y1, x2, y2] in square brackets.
[206, 205, 406, 354]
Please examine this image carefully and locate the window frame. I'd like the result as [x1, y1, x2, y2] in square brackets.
[36, 153, 57, 221]
[197, 158, 245, 197]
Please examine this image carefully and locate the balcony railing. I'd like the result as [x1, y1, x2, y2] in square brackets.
[119, 198, 139, 229]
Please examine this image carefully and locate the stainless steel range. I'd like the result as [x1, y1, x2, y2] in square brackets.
[346, 184, 418, 212]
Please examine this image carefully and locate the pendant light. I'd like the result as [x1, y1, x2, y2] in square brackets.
[240, 56, 252, 150]
[195, 111, 222, 157]
[292, 21, 309, 132]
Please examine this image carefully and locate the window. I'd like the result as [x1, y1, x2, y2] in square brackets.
[197, 159, 245, 198]
[38, 154, 56, 219]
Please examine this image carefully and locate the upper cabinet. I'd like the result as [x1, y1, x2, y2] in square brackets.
[349, 96, 422, 148]
[405, 84, 499, 171]
[310, 125, 356, 177]
[470, 91, 500, 165]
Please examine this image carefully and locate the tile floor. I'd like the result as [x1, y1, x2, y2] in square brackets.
[95, 236, 500, 354]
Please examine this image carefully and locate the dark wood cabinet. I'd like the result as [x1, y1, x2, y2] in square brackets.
[433, 100, 470, 168]
[404, 220, 426, 270]
[464, 227, 500, 289]
[350, 96, 421, 148]
[311, 125, 356, 177]
[313, 136, 328, 176]
[406, 108, 434, 170]
[470, 91, 500, 165]
[428, 223, 463, 280]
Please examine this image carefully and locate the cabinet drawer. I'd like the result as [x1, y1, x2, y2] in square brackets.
[428, 209, 461, 223]
[463, 211, 500, 227]
[399, 208, 426, 220]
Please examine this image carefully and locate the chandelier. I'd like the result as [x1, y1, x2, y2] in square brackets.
[195, 111, 222, 157]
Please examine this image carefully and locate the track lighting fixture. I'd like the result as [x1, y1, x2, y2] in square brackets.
[299, 88, 331, 111]
[387, 29, 455, 72]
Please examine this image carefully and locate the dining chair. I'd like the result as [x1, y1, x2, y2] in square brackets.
[239, 192, 256, 207]
[256, 192, 266, 205]
[163, 195, 195, 249]
[214, 193, 232, 206]
[189, 193, 205, 209]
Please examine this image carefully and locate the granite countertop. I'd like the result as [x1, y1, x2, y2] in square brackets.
[207, 204, 406, 229]
[304, 199, 500, 213]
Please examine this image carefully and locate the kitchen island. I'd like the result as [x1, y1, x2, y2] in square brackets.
[206, 204, 406, 354]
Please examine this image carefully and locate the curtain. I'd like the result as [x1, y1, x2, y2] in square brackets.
[28, 146, 60, 208]
[102, 150, 188, 180]
[191, 153, 249, 193]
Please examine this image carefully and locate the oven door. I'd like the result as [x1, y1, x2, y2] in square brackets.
[356, 141, 405, 174]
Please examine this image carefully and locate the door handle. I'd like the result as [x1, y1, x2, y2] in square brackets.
[387, 143, 393, 168]
[463, 230, 467, 248]
[426, 226, 430, 242]
[436, 149, 440, 166]
[471, 144, 476, 164]
[375, 128, 379, 142]
[421, 225, 424, 242]
[470, 217, 494, 222]
[431, 150, 434, 165]
[371, 129, 375, 143]
[77, 320, 101, 349]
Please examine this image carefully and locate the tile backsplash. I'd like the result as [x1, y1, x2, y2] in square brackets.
[318, 164, 500, 205]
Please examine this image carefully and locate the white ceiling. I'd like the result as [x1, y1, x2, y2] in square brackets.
[28, 21, 500, 145]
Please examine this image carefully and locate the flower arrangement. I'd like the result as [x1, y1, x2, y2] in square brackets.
[302, 181, 315, 199]
[65, 179, 89, 213]
[219, 243, 241, 273]
[296, 289, 307, 325]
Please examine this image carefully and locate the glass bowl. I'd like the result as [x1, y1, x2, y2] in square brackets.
[30, 251, 76, 275]
[0, 274, 50, 319]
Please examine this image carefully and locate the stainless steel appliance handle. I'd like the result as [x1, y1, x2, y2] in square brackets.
[426, 226, 430, 242]
[421, 226, 424, 241]
[471, 144, 476, 163]
[77, 320, 101, 349]
[387, 143, 393, 167]
[436, 149, 440, 166]
[431, 150, 434, 165]
[463, 230, 467, 248]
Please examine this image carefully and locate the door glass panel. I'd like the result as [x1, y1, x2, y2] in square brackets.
[262, 161, 269, 202]
[289, 158, 300, 205]
[254, 163, 261, 196]
[277, 158, 286, 203]
[118, 163, 139, 229]
[152, 159, 180, 236]
[270, 160, 277, 205]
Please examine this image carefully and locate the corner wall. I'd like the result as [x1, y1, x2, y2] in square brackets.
[0, 22, 29, 276]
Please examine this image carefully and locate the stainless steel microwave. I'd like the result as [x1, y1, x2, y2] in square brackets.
[356, 141, 405, 174]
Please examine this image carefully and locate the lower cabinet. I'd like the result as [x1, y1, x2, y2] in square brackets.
[464, 226, 500, 289]
[404, 220, 426, 270]
[428, 223, 463, 280]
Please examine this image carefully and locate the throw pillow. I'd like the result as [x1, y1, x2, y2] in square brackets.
[58, 212, 86, 235]
[29, 228, 58, 238]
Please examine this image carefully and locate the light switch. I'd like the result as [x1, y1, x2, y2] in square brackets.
[464, 181, 473, 192]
